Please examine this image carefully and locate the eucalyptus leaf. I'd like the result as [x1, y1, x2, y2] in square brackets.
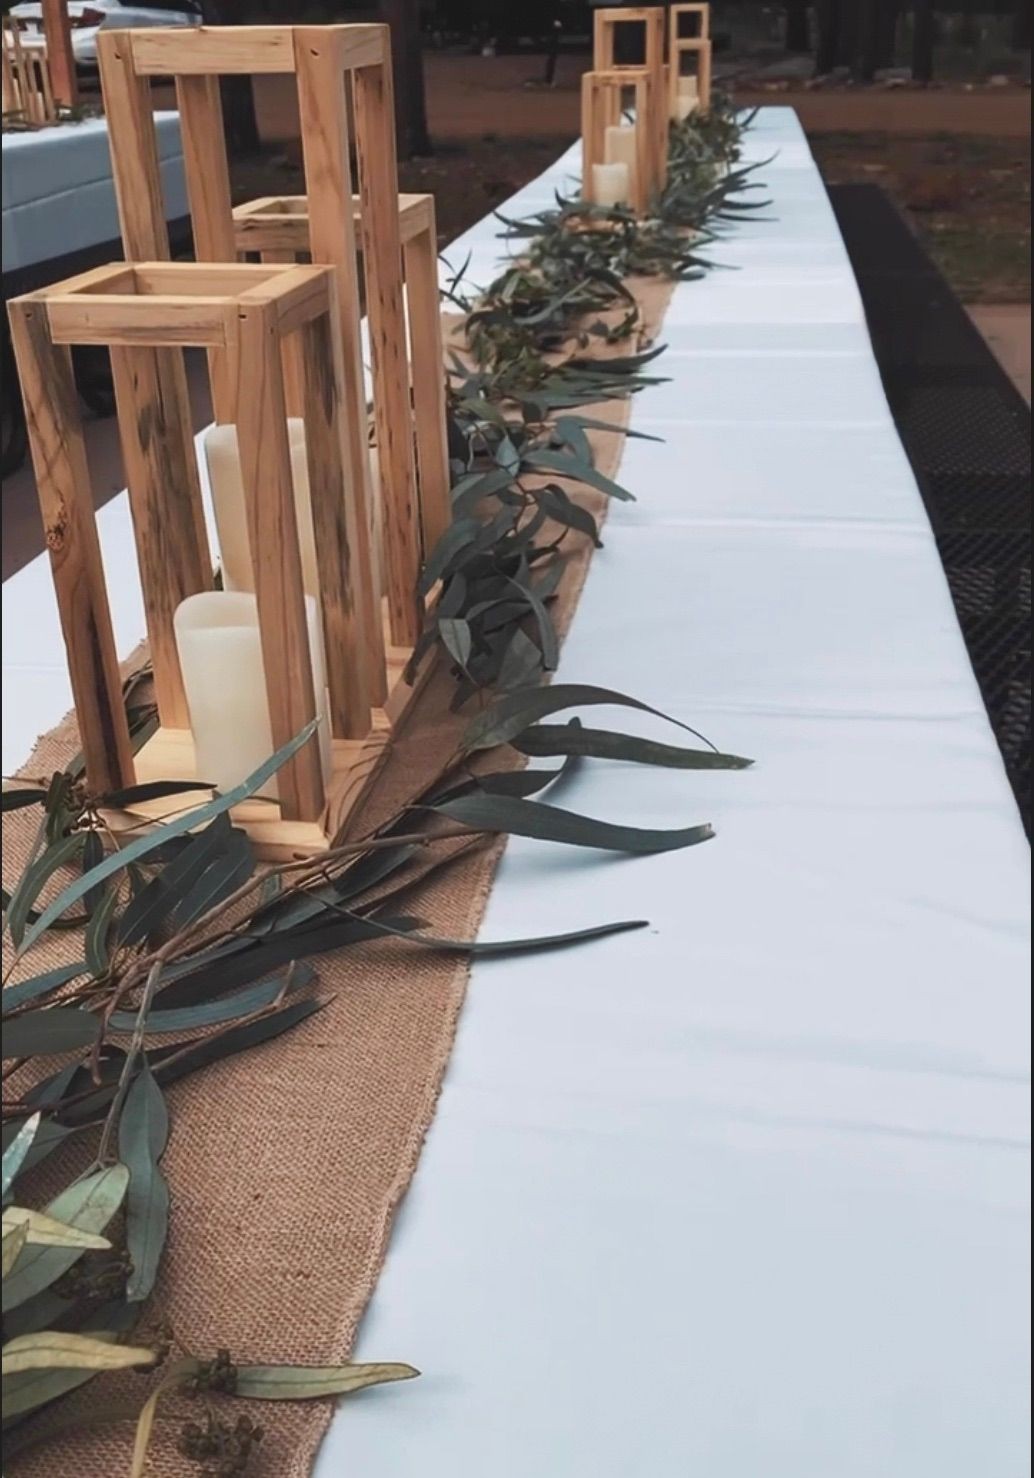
[461, 683, 716, 753]
[2, 1007, 99, 1060]
[108, 971, 294, 1035]
[438, 616, 473, 671]
[2, 961, 88, 1015]
[0, 788, 46, 812]
[523, 450, 634, 503]
[514, 725, 754, 770]
[1, 1113, 40, 1199]
[1, 1207, 111, 1252]
[431, 792, 714, 854]
[2, 1165, 129, 1313]
[5, 833, 85, 948]
[118, 1065, 169, 1303]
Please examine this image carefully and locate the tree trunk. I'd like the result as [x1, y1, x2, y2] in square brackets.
[857, 0, 881, 78]
[381, 0, 432, 157]
[836, 0, 860, 67]
[815, 0, 842, 73]
[875, 0, 900, 70]
[912, 0, 935, 82]
[785, 1, 810, 52]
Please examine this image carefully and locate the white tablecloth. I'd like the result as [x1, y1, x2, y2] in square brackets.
[318, 109, 1031, 1478]
[1, 108, 1028, 1478]
[2, 112, 187, 274]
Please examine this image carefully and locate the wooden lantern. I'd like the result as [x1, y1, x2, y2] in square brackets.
[8, 262, 414, 858]
[669, 36, 713, 118]
[2, 18, 57, 126]
[96, 24, 428, 655]
[231, 192, 450, 562]
[581, 67, 665, 215]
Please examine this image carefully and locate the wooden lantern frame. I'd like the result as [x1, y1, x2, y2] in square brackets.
[2, 18, 57, 125]
[231, 191, 450, 562]
[9, 261, 412, 858]
[669, 36, 713, 117]
[96, 24, 429, 655]
[668, 3, 710, 44]
[592, 6, 665, 73]
[580, 67, 665, 216]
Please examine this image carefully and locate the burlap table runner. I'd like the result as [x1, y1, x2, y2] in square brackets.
[4, 277, 673, 1476]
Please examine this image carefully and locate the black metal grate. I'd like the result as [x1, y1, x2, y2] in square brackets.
[829, 183, 1031, 838]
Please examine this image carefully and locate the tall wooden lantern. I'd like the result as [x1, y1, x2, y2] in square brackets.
[231, 191, 450, 563]
[96, 24, 430, 654]
[584, 7, 667, 214]
[9, 261, 416, 858]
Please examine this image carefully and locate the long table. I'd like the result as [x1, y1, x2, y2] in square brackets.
[2, 109, 1028, 1478]
[317, 110, 1031, 1477]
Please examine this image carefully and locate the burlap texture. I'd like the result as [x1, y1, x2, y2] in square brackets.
[3, 278, 673, 1476]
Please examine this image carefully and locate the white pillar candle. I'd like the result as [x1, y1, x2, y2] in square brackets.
[591, 161, 631, 208]
[204, 419, 320, 598]
[674, 94, 697, 121]
[678, 74, 699, 98]
[603, 122, 637, 205]
[173, 591, 332, 800]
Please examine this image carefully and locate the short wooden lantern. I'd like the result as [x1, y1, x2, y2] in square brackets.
[97, 23, 429, 652]
[231, 191, 450, 562]
[581, 67, 666, 215]
[669, 35, 713, 118]
[8, 262, 410, 858]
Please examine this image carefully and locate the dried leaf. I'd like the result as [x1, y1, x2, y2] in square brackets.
[233, 1361, 419, 1401]
[2, 1207, 111, 1252]
[514, 724, 754, 769]
[2, 1331, 156, 1376]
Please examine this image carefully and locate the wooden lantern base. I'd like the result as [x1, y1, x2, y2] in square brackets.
[103, 607, 431, 861]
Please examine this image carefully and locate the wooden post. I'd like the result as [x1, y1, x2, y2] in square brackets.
[234, 296, 325, 823]
[7, 300, 135, 794]
[41, 0, 76, 108]
[293, 28, 387, 704]
[175, 73, 239, 422]
[402, 197, 451, 557]
[352, 53, 423, 648]
[297, 301, 373, 738]
[108, 345, 213, 729]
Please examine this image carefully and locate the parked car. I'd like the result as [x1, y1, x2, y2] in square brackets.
[8, 0, 201, 72]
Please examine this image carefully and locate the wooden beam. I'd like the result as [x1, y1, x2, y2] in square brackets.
[41, 0, 76, 108]
[8, 299, 135, 794]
